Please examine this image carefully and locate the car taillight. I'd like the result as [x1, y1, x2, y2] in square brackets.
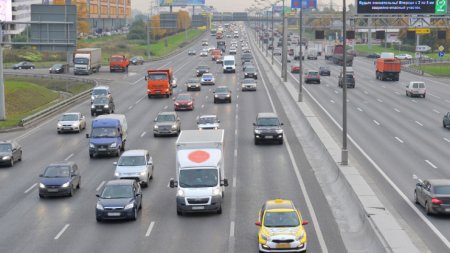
[432, 198, 443, 205]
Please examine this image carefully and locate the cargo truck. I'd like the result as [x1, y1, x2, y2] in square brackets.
[109, 55, 129, 72]
[324, 45, 335, 60]
[73, 48, 102, 75]
[145, 68, 173, 98]
[86, 114, 127, 158]
[375, 57, 401, 81]
[169, 130, 229, 215]
[332, 45, 353, 66]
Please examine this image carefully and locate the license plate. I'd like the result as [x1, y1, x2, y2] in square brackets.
[47, 189, 58, 192]
[192, 206, 205, 210]
[98, 148, 107, 151]
[107, 212, 121, 216]
[63, 127, 71, 130]
[276, 243, 290, 249]
[96, 109, 103, 111]
[265, 136, 273, 139]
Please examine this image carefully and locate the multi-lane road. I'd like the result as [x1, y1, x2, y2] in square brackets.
[0, 28, 349, 252]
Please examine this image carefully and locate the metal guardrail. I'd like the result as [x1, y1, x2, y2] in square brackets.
[401, 65, 424, 76]
[3, 73, 98, 128]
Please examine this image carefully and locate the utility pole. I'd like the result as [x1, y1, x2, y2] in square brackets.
[281, 0, 287, 82]
[298, 8, 303, 102]
[271, 5, 274, 65]
[341, 0, 348, 165]
[0, 26, 5, 120]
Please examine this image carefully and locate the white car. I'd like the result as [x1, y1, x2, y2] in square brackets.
[395, 54, 413, 60]
[114, 149, 154, 187]
[197, 115, 220, 130]
[200, 50, 208, 57]
[57, 112, 86, 133]
[229, 47, 237, 55]
[201, 41, 208, 46]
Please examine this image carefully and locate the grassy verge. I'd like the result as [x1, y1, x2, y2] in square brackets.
[410, 64, 450, 76]
[0, 77, 93, 128]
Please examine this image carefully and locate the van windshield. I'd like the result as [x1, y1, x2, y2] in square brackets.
[179, 169, 218, 188]
[148, 73, 168, 80]
[224, 60, 234, 65]
[91, 127, 118, 138]
[74, 58, 89, 64]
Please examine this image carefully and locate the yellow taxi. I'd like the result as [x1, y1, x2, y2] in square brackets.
[255, 199, 308, 252]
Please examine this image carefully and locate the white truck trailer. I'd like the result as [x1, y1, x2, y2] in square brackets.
[73, 48, 102, 75]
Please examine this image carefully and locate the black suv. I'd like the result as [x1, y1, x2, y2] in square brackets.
[244, 66, 258, 79]
[253, 113, 284, 145]
[91, 96, 115, 116]
[338, 73, 355, 88]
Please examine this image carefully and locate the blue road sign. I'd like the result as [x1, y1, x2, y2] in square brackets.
[439, 51, 445, 57]
[291, 0, 317, 9]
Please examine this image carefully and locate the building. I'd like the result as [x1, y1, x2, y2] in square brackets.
[3, 0, 42, 40]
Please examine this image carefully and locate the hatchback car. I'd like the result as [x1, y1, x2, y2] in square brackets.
[196, 65, 210, 77]
[244, 66, 258, 79]
[186, 78, 201, 91]
[200, 73, 215, 85]
[304, 70, 321, 84]
[243, 62, 254, 71]
[406, 81, 426, 98]
[153, 111, 181, 136]
[39, 161, 81, 198]
[13, 61, 35, 70]
[49, 64, 66, 74]
[319, 66, 331, 76]
[201, 40, 209, 46]
[0, 140, 22, 167]
[95, 180, 142, 222]
[255, 199, 308, 252]
[241, 78, 257, 91]
[443, 112, 450, 128]
[291, 65, 300, 73]
[174, 93, 194, 111]
[414, 179, 450, 215]
[197, 115, 220, 130]
[91, 96, 115, 116]
[57, 112, 86, 133]
[213, 86, 232, 103]
[188, 49, 196, 55]
[253, 113, 284, 145]
[114, 150, 153, 187]
[130, 56, 144, 65]
[338, 73, 355, 88]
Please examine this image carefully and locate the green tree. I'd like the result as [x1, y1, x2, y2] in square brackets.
[127, 19, 146, 40]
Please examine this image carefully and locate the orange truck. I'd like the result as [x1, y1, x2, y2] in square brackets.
[211, 49, 222, 61]
[109, 55, 129, 72]
[375, 58, 401, 81]
[145, 68, 173, 98]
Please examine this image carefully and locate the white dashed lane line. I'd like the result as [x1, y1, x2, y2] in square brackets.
[24, 183, 37, 194]
[145, 221, 155, 237]
[140, 132, 146, 138]
[356, 107, 363, 112]
[96, 181, 105, 192]
[411, 100, 418, 103]
[330, 100, 335, 103]
[377, 98, 383, 103]
[54, 224, 70, 240]
[429, 93, 440, 99]
[230, 221, 235, 238]
[425, 160, 438, 169]
[433, 109, 440, 114]
[394, 108, 401, 113]
[415, 121, 424, 127]
[373, 120, 380, 126]
[64, 153, 74, 161]
[395, 137, 404, 143]
[128, 105, 133, 110]
[444, 138, 450, 143]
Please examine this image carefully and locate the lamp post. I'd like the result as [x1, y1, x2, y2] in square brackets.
[281, 0, 287, 81]
[298, 7, 303, 102]
[341, 0, 348, 165]
[271, 4, 274, 64]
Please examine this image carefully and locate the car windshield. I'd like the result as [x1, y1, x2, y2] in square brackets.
[215, 88, 229, 93]
[118, 156, 146, 166]
[91, 127, 118, 138]
[264, 211, 300, 227]
[198, 66, 208, 70]
[203, 74, 213, 78]
[199, 117, 217, 124]
[157, 114, 176, 122]
[61, 114, 79, 121]
[43, 165, 70, 178]
[257, 117, 279, 126]
[176, 95, 191, 101]
[308, 72, 318, 75]
[0, 144, 12, 152]
[179, 169, 218, 188]
[243, 79, 256, 84]
[434, 186, 450, 194]
[148, 73, 168, 80]
[111, 57, 124, 62]
[74, 58, 89, 64]
[101, 185, 134, 199]
[187, 79, 199, 83]
[92, 89, 108, 96]
[52, 64, 63, 68]
[93, 97, 108, 104]
[246, 68, 256, 72]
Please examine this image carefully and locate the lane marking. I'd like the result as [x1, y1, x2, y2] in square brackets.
[411, 100, 417, 103]
[24, 183, 37, 194]
[233, 176, 236, 188]
[163, 105, 168, 110]
[377, 99, 383, 103]
[373, 120, 380, 126]
[334, 90, 338, 94]
[364, 90, 369, 94]
[394, 108, 401, 113]
[415, 121, 423, 127]
[128, 105, 133, 110]
[433, 109, 440, 114]
[64, 153, 74, 161]
[425, 160, 437, 169]
[54, 224, 70, 240]
[136, 97, 144, 104]
[444, 137, 450, 143]
[96, 181, 105, 192]
[201, 104, 205, 108]
[330, 100, 335, 103]
[429, 93, 440, 99]
[394, 91, 400, 95]
[145, 221, 155, 237]
[357, 107, 363, 112]
[140, 132, 146, 138]
[382, 85, 386, 88]
[230, 221, 235, 237]
[395, 137, 404, 143]
[131, 76, 144, 85]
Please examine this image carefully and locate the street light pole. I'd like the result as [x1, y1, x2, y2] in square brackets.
[265, 10, 269, 57]
[298, 7, 303, 102]
[271, 4, 274, 65]
[341, 0, 348, 165]
[281, 0, 287, 81]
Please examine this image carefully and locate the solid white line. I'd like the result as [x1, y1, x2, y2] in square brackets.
[128, 105, 133, 110]
[373, 120, 380, 126]
[236, 95, 239, 99]
[234, 149, 237, 157]
[230, 221, 235, 237]
[96, 181, 105, 192]
[433, 109, 440, 114]
[425, 160, 437, 169]
[54, 224, 70, 240]
[377, 98, 383, 103]
[140, 132, 146, 138]
[236, 104, 239, 108]
[145, 221, 155, 237]
[233, 176, 236, 188]
[394, 108, 401, 112]
[357, 107, 363, 112]
[415, 121, 423, 127]
[234, 129, 238, 135]
[444, 138, 450, 143]
[132, 76, 144, 85]
[64, 153, 74, 161]
[330, 100, 335, 103]
[24, 183, 37, 194]
[395, 137, 404, 143]
[136, 97, 144, 104]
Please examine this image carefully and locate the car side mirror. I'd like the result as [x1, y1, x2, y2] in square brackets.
[136, 193, 142, 197]
[96, 194, 100, 197]
[253, 123, 256, 126]
[169, 178, 177, 188]
[86, 134, 90, 138]
[113, 162, 117, 165]
[144, 76, 148, 81]
[221, 179, 229, 187]
[39, 174, 43, 177]
[302, 220, 309, 226]
[255, 221, 261, 226]
[281, 123, 284, 126]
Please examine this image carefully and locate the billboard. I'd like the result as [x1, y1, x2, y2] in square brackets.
[291, 0, 317, 9]
[0, 0, 12, 22]
[159, 0, 205, 6]
[357, 0, 447, 14]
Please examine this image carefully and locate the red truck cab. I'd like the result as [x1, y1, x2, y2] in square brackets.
[146, 69, 173, 98]
[109, 55, 129, 72]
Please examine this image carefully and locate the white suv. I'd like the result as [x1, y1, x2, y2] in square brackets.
[114, 150, 154, 187]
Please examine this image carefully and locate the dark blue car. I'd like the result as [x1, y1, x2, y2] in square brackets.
[96, 180, 142, 222]
[39, 161, 81, 198]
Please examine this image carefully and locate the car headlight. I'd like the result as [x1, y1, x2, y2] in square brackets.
[61, 182, 70, 188]
[124, 203, 134, 210]
[175, 102, 180, 106]
[295, 230, 305, 241]
[96, 203, 104, 210]
[114, 172, 120, 177]
[214, 95, 219, 98]
[2, 156, 11, 160]
[275, 129, 283, 134]
[104, 105, 109, 108]
[110, 143, 117, 148]
[154, 125, 159, 129]
[91, 96, 95, 101]
[72, 123, 78, 127]
[177, 189, 185, 197]
[212, 187, 221, 196]
[172, 124, 177, 129]
[254, 130, 262, 134]
[39, 183, 46, 188]
[91, 105, 95, 109]
[226, 94, 230, 97]
[89, 143, 95, 148]
[140, 171, 147, 176]
[57, 123, 62, 128]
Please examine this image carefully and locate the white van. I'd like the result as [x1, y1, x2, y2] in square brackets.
[406, 81, 426, 98]
[223, 55, 236, 73]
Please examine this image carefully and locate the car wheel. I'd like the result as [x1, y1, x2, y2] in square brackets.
[18, 152, 22, 161]
[9, 158, 14, 167]
[91, 112, 95, 116]
[154, 133, 158, 137]
[254, 139, 259, 145]
[39, 194, 44, 199]
[422, 94, 426, 98]
[18, 67, 22, 70]
[116, 149, 121, 157]
[426, 202, 433, 216]
[131, 208, 138, 221]
[68, 185, 73, 197]
[89, 153, 93, 158]
[214, 99, 217, 104]
[31, 67, 34, 69]
[177, 207, 182, 216]
[279, 139, 284, 145]
[443, 121, 447, 128]
[96, 217, 102, 222]
[414, 191, 419, 204]
[217, 205, 222, 214]
[406, 91, 409, 97]
[150, 169, 153, 180]
[77, 179, 80, 189]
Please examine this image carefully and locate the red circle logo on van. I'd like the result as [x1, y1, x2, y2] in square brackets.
[188, 150, 210, 163]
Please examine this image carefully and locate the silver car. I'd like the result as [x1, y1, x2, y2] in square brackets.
[197, 115, 220, 130]
[114, 149, 154, 187]
[241, 78, 257, 91]
[57, 112, 86, 133]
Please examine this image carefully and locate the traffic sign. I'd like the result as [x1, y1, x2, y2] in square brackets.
[408, 28, 431, 34]
[439, 51, 445, 58]
[416, 45, 431, 52]
[438, 45, 445, 52]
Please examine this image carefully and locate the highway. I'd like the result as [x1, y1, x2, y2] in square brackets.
[0, 29, 347, 252]
[266, 33, 450, 252]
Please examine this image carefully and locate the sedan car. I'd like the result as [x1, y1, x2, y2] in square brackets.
[243, 62, 254, 71]
[130, 56, 144, 65]
[199, 49, 208, 57]
[395, 53, 413, 60]
[57, 112, 86, 133]
[273, 48, 282, 56]
[304, 70, 321, 84]
[153, 111, 181, 136]
[244, 66, 258, 79]
[229, 47, 237, 55]
[197, 115, 220, 130]
[0, 140, 22, 167]
[200, 73, 215, 85]
[319, 66, 331, 76]
[241, 78, 257, 91]
[39, 161, 81, 198]
[91, 96, 115, 116]
[114, 150, 153, 187]
[291, 65, 300, 73]
[443, 112, 450, 128]
[196, 65, 210, 77]
[255, 199, 308, 252]
[95, 179, 142, 222]
[49, 64, 66, 74]
[213, 86, 232, 103]
[186, 78, 201, 91]
[415, 179, 450, 215]
[366, 53, 380, 58]
[174, 93, 194, 111]
[13, 61, 35, 70]
[188, 49, 196, 55]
